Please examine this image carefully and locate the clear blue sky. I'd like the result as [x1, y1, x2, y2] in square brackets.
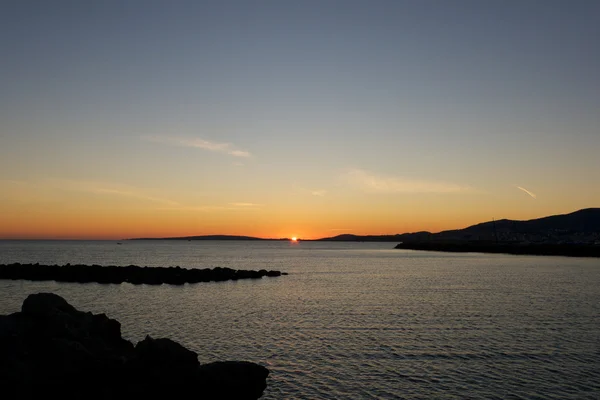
[1, 0, 599, 238]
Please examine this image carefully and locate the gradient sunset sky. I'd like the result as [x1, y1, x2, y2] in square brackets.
[1, 0, 599, 239]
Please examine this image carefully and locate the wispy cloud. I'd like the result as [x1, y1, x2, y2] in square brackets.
[3, 178, 265, 213]
[49, 179, 181, 207]
[343, 168, 471, 194]
[228, 150, 251, 157]
[292, 184, 328, 197]
[156, 205, 232, 212]
[329, 228, 354, 231]
[71, 185, 261, 212]
[157, 204, 262, 212]
[144, 136, 251, 157]
[229, 202, 261, 207]
[517, 186, 537, 199]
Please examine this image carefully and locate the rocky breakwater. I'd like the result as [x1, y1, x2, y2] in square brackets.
[0, 293, 270, 399]
[0, 263, 287, 285]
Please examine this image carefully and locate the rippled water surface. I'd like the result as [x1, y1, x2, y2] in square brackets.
[1, 240, 599, 399]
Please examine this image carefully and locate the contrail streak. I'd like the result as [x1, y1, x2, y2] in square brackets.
[517, 186, 537, 199]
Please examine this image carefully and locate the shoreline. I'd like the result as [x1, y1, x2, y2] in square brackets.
[394, 242, 600, 258]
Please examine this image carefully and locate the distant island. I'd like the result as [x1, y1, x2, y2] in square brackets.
[130, 235, 281, 241]
[129, 209, 600, 249]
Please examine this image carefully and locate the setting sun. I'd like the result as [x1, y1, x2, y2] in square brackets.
[291, 237, 298, 242]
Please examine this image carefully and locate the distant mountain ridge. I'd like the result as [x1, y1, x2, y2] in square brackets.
[314, 232, 434, 242]
[129, 208, 600, 244]
[399, 208, 600, 244]
[130, 235, 275, 241]
[316, 234, 403, 242]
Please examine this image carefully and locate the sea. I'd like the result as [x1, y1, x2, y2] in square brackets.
[0, 240, 599, 399]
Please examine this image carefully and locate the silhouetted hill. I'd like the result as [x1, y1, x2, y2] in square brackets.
[464, 208, 600, 233]
[394, 242, 600, 257]
[316, 232, 433, 242]
[402, 208, 600, 244]
[128, 209, 600, 244]
[130, 235, 270, 241]
[317, 234, 402, 242]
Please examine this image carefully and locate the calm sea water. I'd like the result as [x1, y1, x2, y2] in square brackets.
[1, 240, 599, 399]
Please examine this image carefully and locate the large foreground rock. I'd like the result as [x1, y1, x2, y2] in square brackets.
[0, 293, 269, 399]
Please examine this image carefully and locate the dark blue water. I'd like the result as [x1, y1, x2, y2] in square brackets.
[1, 240, 598, 399]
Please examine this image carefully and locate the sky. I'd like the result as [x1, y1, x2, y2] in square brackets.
[1, 0, 599, 239]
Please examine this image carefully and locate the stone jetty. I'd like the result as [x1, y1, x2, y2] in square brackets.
[0, 263, 287, 285]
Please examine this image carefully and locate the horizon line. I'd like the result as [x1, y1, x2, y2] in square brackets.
[2, 207, 596, 241]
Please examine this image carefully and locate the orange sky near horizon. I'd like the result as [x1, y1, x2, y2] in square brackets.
[0, 179, 592, 240]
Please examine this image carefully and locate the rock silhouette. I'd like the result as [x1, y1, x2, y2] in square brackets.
[0, 293, 270, 399]
[0, 263, 286, 285]
[394, 242, 600, 257]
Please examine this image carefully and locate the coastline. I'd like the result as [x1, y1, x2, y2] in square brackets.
[394, 242, 600, 258]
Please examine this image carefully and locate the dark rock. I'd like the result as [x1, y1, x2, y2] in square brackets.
[0, 293, 270, 399]
[22, 292, 77, 317]
[198, 361, 270, 400]
[394, 241, 600, 257]
[133, 335, 199, 369]
[0, 263, 287, 285]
